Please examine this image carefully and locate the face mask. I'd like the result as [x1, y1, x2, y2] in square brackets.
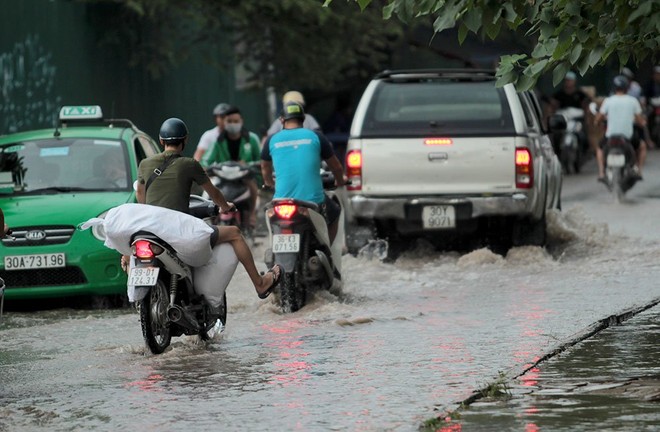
[224, 122, 242, 135]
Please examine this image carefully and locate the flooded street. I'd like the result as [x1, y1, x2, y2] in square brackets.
[2, 155, 660, 431]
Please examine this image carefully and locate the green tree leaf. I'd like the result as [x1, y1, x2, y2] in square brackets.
[463, 7, 483, 33]
[458, 22, 469, 44]
[552, 62, 571, 86]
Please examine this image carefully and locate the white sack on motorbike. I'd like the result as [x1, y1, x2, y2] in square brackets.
[81, 203, 214, 267]
[193, 243, 238, 308]
[125, 244, 238, 304]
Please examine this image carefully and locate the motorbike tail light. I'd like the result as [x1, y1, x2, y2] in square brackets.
[133, 240, 163, 259]
[274, 204, 297, 219]
[515, 148, 533, 189]
[346, 150, 362, 191]
[424, 138, 452, 146]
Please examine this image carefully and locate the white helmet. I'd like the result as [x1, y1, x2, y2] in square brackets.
[282, 90, 305, 106]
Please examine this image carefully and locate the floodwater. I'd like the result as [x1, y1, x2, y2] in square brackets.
[447, 307, 660, 431]
[2, 157, 660, 431]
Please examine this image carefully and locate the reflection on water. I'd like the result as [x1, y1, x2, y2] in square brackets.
[452, 307, 660, 431]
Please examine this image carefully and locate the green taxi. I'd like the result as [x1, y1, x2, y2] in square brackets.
[0, 106, 160, 300]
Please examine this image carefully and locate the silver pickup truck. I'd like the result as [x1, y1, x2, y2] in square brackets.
[345, 69, 564, 254]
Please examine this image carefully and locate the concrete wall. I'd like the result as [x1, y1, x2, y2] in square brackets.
[0, 0, 269, 155]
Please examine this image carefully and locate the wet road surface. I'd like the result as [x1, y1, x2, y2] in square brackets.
[1, 154, 660, 431]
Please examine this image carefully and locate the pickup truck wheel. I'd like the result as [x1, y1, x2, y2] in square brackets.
[512, 211, 547, 247]
[346, 221, 377, 255]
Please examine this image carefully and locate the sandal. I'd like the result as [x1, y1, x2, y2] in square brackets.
[258, 264, 283, 299]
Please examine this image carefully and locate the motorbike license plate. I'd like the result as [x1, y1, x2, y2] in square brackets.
[4, 253, 66, 270]
[272, 234, 300, 253]
[607, 154, 626, 167]
[422, 205, 456, 229]
[128, 267, 160, 286]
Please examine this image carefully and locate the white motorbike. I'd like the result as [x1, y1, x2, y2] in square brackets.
[263, 172, 344, 313]
[556, 107, 586, 174]
[202, 161, 261, 237]
[128, 196, 238, 354]
[603, 135, 639, 203]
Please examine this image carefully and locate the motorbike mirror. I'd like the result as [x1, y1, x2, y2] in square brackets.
[547, 114, 567, 132]
[588, 101, 598, 115]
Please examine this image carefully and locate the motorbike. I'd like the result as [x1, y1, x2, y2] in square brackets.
[556, 107, 586, 174]
[128, 196, 236, 354]
[263, 171, 344, 313]
[603, 135, 639, 202]
[203, 161, 260, 237]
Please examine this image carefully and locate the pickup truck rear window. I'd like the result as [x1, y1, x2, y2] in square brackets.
[360, 80, 515, 137]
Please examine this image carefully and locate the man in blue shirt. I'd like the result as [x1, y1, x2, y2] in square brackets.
[261, 102, 345, 242]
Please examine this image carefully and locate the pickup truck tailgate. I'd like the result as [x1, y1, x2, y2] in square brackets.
[360, 137, 516, 195]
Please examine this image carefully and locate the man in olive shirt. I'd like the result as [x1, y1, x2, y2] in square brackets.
[134, 118, 281, 299]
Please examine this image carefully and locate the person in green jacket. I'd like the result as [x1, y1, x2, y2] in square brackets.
[201, 105, 261, 227]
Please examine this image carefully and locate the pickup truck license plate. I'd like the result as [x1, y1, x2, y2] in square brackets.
[607, 154, 626, 167]
[272, 234, 300, 253]
[128, 267, 160, 287]
[422, 205, 456, 229]
[4, 253, 66, 270]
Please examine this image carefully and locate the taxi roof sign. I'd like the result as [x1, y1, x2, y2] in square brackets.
[59, 105, 103, 121]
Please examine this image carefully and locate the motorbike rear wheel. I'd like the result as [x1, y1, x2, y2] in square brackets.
[139, 279, 172, 354]
[279, 271, 305, 313]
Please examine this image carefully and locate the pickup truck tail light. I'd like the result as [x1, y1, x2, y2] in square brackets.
[515, 148, 533, 189]
[346, 150, 362, 191]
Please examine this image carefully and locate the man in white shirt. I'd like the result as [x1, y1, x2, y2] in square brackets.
[194, 103, 229, 161]
[595, 75, 647, 182]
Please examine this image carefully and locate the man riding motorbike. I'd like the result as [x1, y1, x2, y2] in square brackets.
[201, 105, 261, 228]
[260, 102, 345, 244]
[132, 117, 281, 299]
[595, 75, 647, 183]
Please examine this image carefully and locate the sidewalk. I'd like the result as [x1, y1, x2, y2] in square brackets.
[427, 304, 660, 431]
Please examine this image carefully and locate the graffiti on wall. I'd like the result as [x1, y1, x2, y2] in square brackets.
[0, 34, 61, 134]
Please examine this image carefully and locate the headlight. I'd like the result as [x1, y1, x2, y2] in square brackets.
[91, 210, 109, 241]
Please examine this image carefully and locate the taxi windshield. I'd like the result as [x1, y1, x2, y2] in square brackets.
[0, 138, 130, 194]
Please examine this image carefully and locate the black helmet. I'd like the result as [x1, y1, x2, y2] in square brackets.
[159, 118, 188, 142]
[281, 101, 305, 121]
[612, 75, 629, 91]
[213, 103, 230, 117]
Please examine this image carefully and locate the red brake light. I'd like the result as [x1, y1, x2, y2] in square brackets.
[274, 204, 297, 219]
[134, 240, 155, 259]
[346, 150, 362, 168]
[424, 138, 452, 146]
[346, 149, 362, 191]
[515, 148, 533, 189]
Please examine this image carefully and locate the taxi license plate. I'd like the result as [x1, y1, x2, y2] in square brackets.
[128, 267, 160, 287]
[4, 253, 66, 270]
[272, 234, 300, 253]
[422, 205, 456, 229]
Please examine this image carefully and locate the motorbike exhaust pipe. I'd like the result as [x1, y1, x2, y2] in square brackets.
[167, 304, 200, 333]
